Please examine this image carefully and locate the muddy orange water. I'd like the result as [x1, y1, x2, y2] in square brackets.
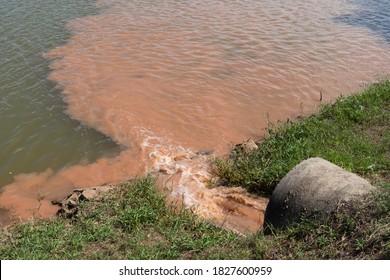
[1, 0, 390, 232]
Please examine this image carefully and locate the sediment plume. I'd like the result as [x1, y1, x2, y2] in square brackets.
[1, 0, 390, 232]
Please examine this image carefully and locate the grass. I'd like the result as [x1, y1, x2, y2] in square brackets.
[0, 177, 243, 260]
[265, 189, 390, 259]
[214, 80, 390, 195]
[0, 81, 389, 259]
[0, 177, 388, 260]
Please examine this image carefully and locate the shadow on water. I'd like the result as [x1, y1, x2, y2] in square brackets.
[335, 0, 390, 43]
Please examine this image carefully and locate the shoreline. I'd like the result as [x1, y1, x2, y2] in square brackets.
[0, 80, 389, 259]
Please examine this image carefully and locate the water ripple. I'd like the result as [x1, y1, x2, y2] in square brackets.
[0, 0, 121, 187]
[335, 0, 390, 43]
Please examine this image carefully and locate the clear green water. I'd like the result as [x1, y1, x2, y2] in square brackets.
[0, 0, 121, 187]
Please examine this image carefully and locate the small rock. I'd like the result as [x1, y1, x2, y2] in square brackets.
[80, 188, 100, 201]
[52, 185, 114, 219]
[233, 139, 259, 155]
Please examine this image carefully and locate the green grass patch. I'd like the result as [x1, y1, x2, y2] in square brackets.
[214, 81, 390, 195]
[265, 189, 390, 259]
[0, 177, 243, 260]
[0, 177, 388, 259]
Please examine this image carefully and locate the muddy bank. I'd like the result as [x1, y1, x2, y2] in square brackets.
[1, 142, 269, 233]
[52, 176, 269, 234]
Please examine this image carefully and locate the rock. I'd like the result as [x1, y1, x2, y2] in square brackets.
[80, 186, 112, 201]
[264, 157, 376, 229]
[52, 185, 114, 219]
[233, 139, 259, 156]
[79, 189, 98, 201]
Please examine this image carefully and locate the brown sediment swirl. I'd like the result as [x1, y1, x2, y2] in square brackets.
[1, 0, 390, 232]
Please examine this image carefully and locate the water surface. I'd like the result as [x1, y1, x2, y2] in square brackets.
[0, 0, 121, 187]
